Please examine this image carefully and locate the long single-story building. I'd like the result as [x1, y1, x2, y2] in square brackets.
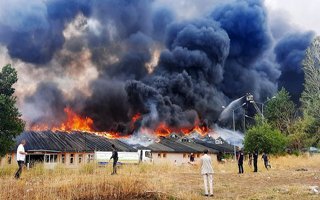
[0, 131, 235, 168]
[0, 131, 137, 169]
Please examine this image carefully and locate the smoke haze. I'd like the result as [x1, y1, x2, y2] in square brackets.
[0, 0, 315, 133]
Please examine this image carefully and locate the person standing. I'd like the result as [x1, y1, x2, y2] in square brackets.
[14, 140, 27, 179]
[253, 150, 258, 172]
[200, 149, 214, 197]
[109, 144, 118, 175]
[262, 152, 271, 170]
[190, 153, 195, 162]
[237, 149, 244, 174]
[248, 152, 253, 167]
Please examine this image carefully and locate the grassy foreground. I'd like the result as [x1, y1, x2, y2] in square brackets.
[0, 154, 319, 200]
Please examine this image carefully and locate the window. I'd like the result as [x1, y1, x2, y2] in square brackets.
[145, 151, 152, 158]
[196, 154, 200, 158]
[87, 154, 94, 163]
[53, 155, 58, 163]
[79, 154, 83, 164]
[158, 153, 161, 158]
[7, 154, 12, 165]
[162, 153, 167, 158]
[70, 154, 74, 164]
[183, 153, 187, 158]
[61, 154, 65, 164]
[45, 155, 50, 163]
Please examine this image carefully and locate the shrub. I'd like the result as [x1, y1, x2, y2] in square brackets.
[244, 117, 287, 154]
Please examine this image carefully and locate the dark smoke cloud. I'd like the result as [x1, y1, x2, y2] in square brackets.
[125, 79, 199, 130]
[83, 78, 130, 132]
[211, 0, 270, 64]
[210, 0, 279, 100]
[0, 0, 91, 64]
[3, 0, 315, 133]
[103, 32, 153, 80]
[152, 8, 175, 42]
[274, 32, 315, 102]
[23, 82, 67, 127]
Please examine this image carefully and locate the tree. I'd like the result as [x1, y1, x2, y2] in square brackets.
[287, 117, 310, 150]
[264, 88, 296, 135]
[244, 116, 287, 154]
[299, 37, 320, 147]
[301, 36, 320, 119]
[0, 64, 25, 156]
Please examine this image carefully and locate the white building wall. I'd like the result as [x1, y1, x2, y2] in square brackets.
[152, 152, 203, 165]
[0, 152, 95, 169]
[152, 152, 218, 165]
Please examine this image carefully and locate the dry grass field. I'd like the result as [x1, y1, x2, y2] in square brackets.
[0, 154, 319, 200]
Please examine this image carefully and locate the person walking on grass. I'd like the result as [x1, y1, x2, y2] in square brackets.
[14, 140, 27, 179]
[200, 149, 214, 197]
[248, 152, 253, 167]
[237, 149, 244, 174]
[253, 150, 258, 172]
[109, 144, 118, 175]
[262, 152, 271, 170]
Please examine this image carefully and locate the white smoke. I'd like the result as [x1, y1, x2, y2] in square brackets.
[212, 125, 244, 147]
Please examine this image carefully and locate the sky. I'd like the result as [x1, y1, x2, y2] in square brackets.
[265, 0, 320, 34]
[157, 0, 320, 34]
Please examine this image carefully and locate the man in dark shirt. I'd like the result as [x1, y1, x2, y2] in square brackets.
[109, 144, 118, 175]
[253, 150, 258, 172]
[190, 153, 195, 162]
[248, 153, 253, 167]
[237, 150, 244, 174]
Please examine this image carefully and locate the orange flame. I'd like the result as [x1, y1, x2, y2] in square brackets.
[59, 107, 94, 132]
[30, 107, 94, 132]
[154, 123, 171, 137]
[132, 113, 141, 123]
[29, 107, 124, 139]
[30, 108, 211, 139]
[153, 122, 211, 137]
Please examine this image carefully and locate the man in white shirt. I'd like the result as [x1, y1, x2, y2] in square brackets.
[200, 149, 214, 197]
[14, 140, 27, 179]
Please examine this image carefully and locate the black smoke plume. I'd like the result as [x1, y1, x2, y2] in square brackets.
[1, 0, 314, 133]
[274, 32, 315, 102]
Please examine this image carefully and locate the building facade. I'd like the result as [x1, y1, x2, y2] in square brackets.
[1, 131, 235, 168]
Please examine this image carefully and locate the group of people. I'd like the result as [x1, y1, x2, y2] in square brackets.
[237, 150, 271, 173]
[199, 149, 273, 196]
[14, 140, 271, 197]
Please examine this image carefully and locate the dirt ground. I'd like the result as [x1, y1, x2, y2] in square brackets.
[0, 155, 319, 200]
[155, 155, 320, 199]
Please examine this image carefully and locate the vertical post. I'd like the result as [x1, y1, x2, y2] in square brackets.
[232, 110, 236, 160]
[27, 154, 30, 170]
[243, 112, 246, 133]
[233, 110, 235, 132]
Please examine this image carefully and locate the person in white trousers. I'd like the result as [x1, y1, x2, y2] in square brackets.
[200, 149, 214, 196]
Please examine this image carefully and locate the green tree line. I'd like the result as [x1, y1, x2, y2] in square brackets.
[244, 37, 320, 154]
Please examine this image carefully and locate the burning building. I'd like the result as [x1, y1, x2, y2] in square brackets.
[0, 104, 236, 168]
[0, 131, 234, 168]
